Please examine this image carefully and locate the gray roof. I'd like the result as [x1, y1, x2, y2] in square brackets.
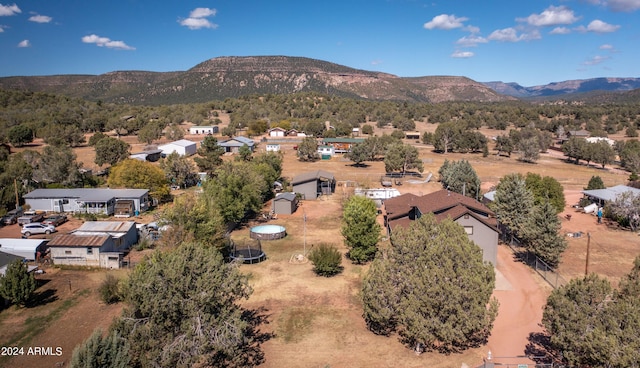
[24, 188, 149, 200]
[218, 136, 255, 147]
[582, 185, 640, 202]
[75, 221, 136, 233]
[292, 170, 335, 185]
[0, 238, 48, 260]
[159, 139, 196, 148]
[274, 192, 297, 202]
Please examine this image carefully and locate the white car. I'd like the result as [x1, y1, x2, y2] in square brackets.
[21, 222, 56, 237]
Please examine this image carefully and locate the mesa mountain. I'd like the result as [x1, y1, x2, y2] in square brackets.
[0, 56, 637, 105]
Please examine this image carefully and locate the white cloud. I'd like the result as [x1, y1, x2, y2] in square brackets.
[29, 14, 52, 23]
[583, 55, 610, 65]
[607, 0, 640, 12]
[518, 5, 579, 26]
[465, 25, 480, 34]
[456, 35, 488, 47]
[488, 28, 541, 42]
[0, 3, 20, 16]
[585, 19, 621, 33]
[17, 39, 30, 47]
[451, 50, 474, 58]
[600, 43, 614, 50]
[370, 59, 383, 66]
[550, 26, 571, 34]
[423, 14, 468, 30]
[82, 34, 135, 50]
[180, 7, 218, 30]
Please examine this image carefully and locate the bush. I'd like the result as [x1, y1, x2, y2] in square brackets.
[308, 243, 343, 277]
[99, 274, 122, 304]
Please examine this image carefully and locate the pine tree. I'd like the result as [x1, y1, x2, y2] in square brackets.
[439, 159, 481, 199]
[521, 201, 567, 267]
[491, 173, 534, 240]
[362, 215, 498, 352]
[342, 195, 380, 263]
[0, 260, 36, 306]
[70, 329, 130, 368]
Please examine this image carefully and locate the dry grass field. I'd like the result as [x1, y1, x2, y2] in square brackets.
[2, 113, 639, 367]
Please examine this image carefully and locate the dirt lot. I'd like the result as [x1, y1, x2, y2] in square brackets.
[2, 118, 639, 367]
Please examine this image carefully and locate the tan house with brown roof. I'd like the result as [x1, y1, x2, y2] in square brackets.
[384, 190, 498, 265]
[47, 234, 123, 269]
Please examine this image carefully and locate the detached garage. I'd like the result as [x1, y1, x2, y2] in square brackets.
[272, 192, 299, 215]
[158, 139, 197, 157]
[292, 170, 336, 200]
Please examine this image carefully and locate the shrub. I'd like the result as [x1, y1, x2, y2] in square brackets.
[99, 274, 122, 304]
[308, 243, 343, 277]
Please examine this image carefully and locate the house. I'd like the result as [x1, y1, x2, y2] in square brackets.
[287, 129, 304, 137]
[317, 145, 335, 158]
[266, 144, 280, 152]
[158, 139, 197, 157]
[24, 188, 151, 216]
[72, 221, 138, 251]
[218, 136, 256, 153]
[405, 131, 421, 140]
[354, 188, 401, 208]
[268, 127, 287, 137]
[0, 238, 49, 261]
[321, 138, 364, 153]
[292, 170, 336, 200]
[566, 129, 590, 139]
[582, 185, 640, 207]
[272, 192, 299, 215]
[47, 234, 123, 268]
[384, 190, 498, 265]
[189, 126, 218, 135]
[352, 127, 360, 136]
[129, 149, 162, 162]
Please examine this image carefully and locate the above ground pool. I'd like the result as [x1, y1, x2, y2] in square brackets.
[250, 224, 286, 240]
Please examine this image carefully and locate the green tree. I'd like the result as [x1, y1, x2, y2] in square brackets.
[517, 136, 540, 163]
[33, 145, 82, 186]
[70, 329, 130, 368]
[159, 152, 198, 188]
[585, 175, 605, 190]
[161, 193, 225, 250]
[591, 140, 616, 169]
[113, 243, 258, 368]
[433, 122, 461, 154]
[194, 135, 225, 174]
[361, 124, 374, 135]
[297, 136, 320, 162]
[438, 159, 481, 199]
[345, 141, 371, 166]
[308, 243, 343, 277]
[88, 132, 108, 146]
[8, 125, 33, 147]
[108, 159, 170, 200]
[236, 144, 253, 161]
[607, 191, 640, 231]
[562, 136, 587, 164]
[164, 124, 185, 140]
[94, 137, 130, 167]
[492, 173, 534, 240]
[342, 195, 380, 263]
[384, 142, 423, 175]
[521, 201, 567, 267]
[525, 173, 566, 214]
[362, 215, 498, 352]
[0, 260, 36, 306]
[494, 135, 514, 157]
[137, 122, 164, 144]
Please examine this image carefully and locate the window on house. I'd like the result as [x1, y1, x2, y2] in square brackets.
[87, 247, 93, 255]
[65, 250, 71, 255]
[464, 226, 473, 235]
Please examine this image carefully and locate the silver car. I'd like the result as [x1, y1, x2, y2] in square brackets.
[21, 222, 56, 237]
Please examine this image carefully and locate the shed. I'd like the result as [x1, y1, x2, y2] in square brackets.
[266, 144, 280, 152]
[405, 131, 421, 140]
[268, 127, 287, 137]
[129, 149, 162, 162]
[292, 170, 336, 200]
[272, 192, 299, 215]
[158, 139, 197, 157]
[47, 234, 122, 268]
[218, 136, 256, 153]
[0, 238, 49, 261]
[189, 126, 218, 135]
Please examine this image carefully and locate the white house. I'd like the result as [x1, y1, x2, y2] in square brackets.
[189, 126, 218, 135]
[158, 139, 197, 157]
[24, 188, 151, 216]
[218, 136, 256, 153]
[317, 145, 335, 157]
[266, 144, 280, 152]
[268, 127, 287, 137]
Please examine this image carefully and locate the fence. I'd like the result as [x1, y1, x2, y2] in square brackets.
[500, 229, 568, 289]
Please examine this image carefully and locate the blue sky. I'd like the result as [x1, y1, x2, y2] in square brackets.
[0, 0, 639, 86]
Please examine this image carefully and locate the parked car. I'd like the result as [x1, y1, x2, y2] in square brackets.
[17, 210, 45, 226]
[2, 208, 23, 225]
[42, 214, 67, 226]
[21, 223, 56, 237]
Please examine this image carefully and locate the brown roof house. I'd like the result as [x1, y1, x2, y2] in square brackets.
[384, 190, 498, 265]
[292, 170, 336, 200]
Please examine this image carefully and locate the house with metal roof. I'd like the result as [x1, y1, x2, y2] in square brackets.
[292, 170, 336, 200]
[158, 139, 197, 157]
[383, 190, 498, 265]
[582, 185, 640, 207]
[72, 221, 138, 250]
[23, 188, 151, 217]
[321, 137, 365, 153]
[218, 136, 256, 153]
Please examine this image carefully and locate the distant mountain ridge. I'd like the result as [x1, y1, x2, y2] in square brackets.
[0, 56, 512, 105]
[483, 77, 640, 98]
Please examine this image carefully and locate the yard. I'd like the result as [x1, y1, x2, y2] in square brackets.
[1, 120, 639, 367]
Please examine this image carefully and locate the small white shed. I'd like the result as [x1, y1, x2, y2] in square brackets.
[266, 144, 280, 152]
[158, 139, 197, 157]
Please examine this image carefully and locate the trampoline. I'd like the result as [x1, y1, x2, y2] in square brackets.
[229, 239, 266, 264]
[250, 224, 286, 240]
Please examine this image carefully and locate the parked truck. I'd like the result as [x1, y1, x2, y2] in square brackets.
[17, 210, 45, 226]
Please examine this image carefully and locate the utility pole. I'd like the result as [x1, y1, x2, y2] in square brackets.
[14, 178, 19, 208]
[303, 211, 307, 257]
[585, 232, 591, 276]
